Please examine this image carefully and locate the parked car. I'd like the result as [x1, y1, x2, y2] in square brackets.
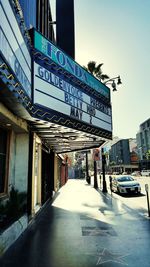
[141, 170, 150, 177]
[131, 171, 141, 176]
[111, 175, 141, 194]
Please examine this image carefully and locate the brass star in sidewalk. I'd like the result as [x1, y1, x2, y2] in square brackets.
[96, 248, 128, 265]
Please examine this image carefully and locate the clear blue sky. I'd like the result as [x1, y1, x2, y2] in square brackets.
[50, 0, 150, 139]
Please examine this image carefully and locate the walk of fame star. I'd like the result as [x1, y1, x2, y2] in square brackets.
[96, 248, 128, 265]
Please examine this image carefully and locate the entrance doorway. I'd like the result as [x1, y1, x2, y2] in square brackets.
[31, 134, 42, 215]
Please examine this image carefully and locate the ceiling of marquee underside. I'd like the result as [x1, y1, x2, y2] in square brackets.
[0, 99, 107, 153]
[0, 90, 108, 153]
[29, 119, 107, 153]
[0, 82, 108, 154]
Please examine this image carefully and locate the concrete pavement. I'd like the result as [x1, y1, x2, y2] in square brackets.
[0, 178, 150, 267]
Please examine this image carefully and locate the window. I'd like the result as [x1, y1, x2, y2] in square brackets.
[0, 128, 9, 195]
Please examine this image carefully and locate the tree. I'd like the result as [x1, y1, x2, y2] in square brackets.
[83, 61, 109, 82]
[145, 150, 150, 160]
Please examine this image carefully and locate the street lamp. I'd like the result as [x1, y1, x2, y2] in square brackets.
[104, 76, 122, 91]
[85, 150, 91, 184]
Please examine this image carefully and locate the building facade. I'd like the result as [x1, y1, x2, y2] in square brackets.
[0, 0, 66, 253]
[56, 0, 75, 59]
[0, 0, 112, 254]
[109, 139, 138, 174]
[136, 118, 150, 170]
[19, 0, 55, 42]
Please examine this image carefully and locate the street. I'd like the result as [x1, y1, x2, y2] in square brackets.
[99, 175, 150, 218]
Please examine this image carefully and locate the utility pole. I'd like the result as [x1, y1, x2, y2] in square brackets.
[85, 151, 90, 184]
[94, 160, 98, 189]
[93, 148, 99, 189]
[102, 147, 107, 193]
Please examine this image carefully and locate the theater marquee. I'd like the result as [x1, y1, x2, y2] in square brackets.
[34, 62, 112, 134]
[34, 30, 110, 100]
[32, 29, 112, 138]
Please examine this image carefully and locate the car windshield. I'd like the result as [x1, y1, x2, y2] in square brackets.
[116, 176, 134, 182]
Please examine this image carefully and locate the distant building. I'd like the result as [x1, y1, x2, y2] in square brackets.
[109, 138, 138, 173]
[56, 0, 75, 59]
[136, 118, 150, 170]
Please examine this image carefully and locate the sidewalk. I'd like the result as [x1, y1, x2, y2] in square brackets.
[1, 179, 150, 267]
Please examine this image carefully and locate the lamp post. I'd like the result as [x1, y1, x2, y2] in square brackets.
[93, 148, 99, 189]
[101, 76, 122, 190]
[104, 76, 122, 91]
[65, 154, 68, 183]
[94, 160, 98, 189]
[102, 147, 107, 193]
[85, 150, 90, 184]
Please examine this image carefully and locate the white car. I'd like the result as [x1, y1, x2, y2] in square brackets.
[111, 175, 141, 194]
[131, 171, 141, 177]
[141, 170, 150, 177]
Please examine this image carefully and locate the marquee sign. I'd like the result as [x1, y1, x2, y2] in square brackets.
[34, 62, 112, 133]
[0, 0, 31, 97]
[34, 30, 110, 100]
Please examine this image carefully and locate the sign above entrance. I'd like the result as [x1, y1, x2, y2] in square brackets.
[33, 62, 112, 135]
[34, 30, 110, 100]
